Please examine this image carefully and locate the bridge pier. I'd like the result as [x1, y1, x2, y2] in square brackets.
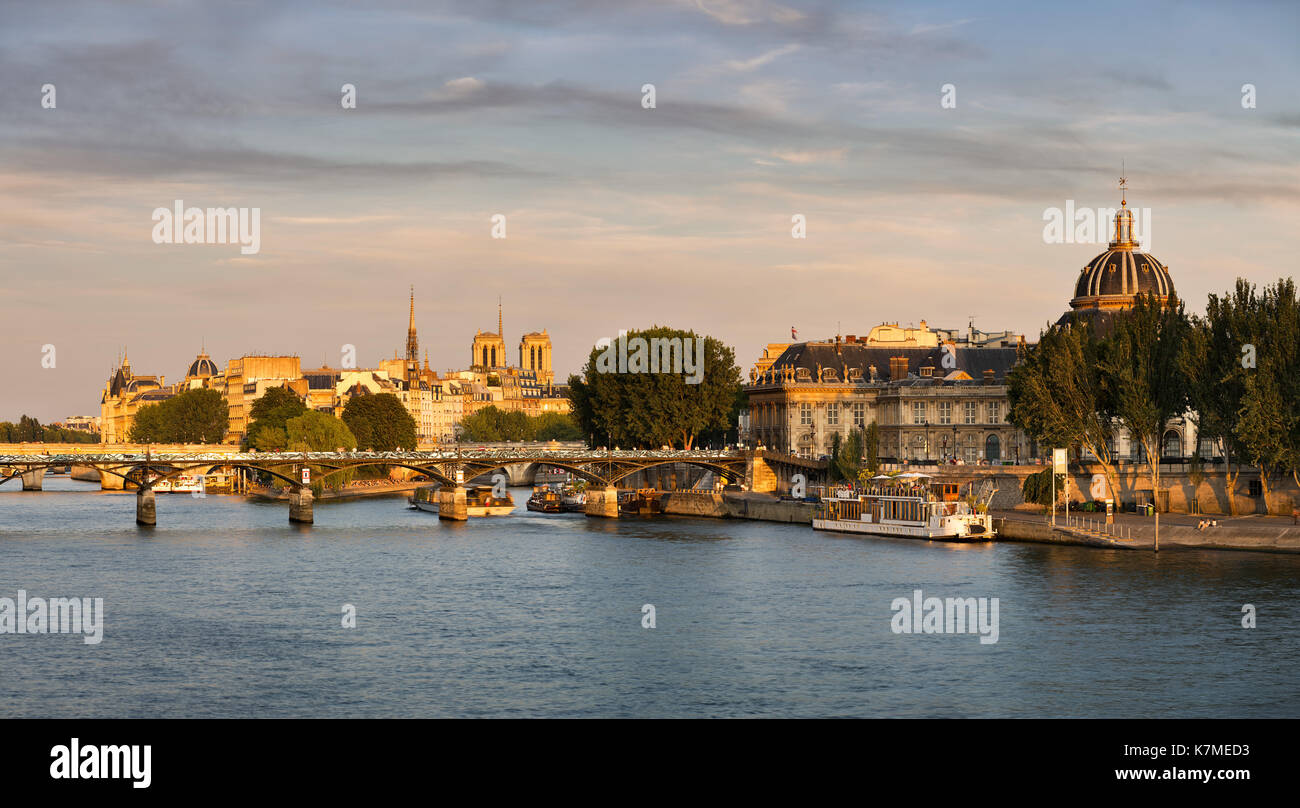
[99, 469, 125, 490]
[20, 468, 44, 491]
[438, 486, 468, 521]
[584, 486, 621, 518]
[289, 486, 314, 524]
[136, 487, 156, 526]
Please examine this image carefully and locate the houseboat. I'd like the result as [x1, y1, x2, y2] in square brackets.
[526, 485, 563, 513]
[409, 484, 515, 516]
[812, 474, 995, 542]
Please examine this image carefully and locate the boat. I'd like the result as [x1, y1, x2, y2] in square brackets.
[812, 474, 995, 542]
[619, 488, 663, 516]
[409, 485, 439, 513]
[466, 486, 515, 516]
[560, 483, 587, 513]
[409, 484, 516, 516]
[526, 485, 563, 513]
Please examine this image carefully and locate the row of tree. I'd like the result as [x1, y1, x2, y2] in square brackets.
[1007, 278, 1299, 516]
[129, 388, 229, 443]
[458, 406, 583, 442]
[0, 415, 99, 444]
[245, 387, 417, 453]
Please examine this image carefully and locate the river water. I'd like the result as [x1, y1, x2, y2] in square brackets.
[1, 477, 1296, 718]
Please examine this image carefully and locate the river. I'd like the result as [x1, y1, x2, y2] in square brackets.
[1, 477, 1296, 717]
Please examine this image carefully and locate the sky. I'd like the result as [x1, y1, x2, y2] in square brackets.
[1, 0, 1296, 421]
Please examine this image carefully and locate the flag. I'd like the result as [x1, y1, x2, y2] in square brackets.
[791, 326, 798, 339]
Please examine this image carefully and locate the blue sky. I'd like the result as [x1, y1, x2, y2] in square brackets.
[1, 0, 1296, 420]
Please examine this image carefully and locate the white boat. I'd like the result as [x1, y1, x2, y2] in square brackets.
[812, 477, 995, 542]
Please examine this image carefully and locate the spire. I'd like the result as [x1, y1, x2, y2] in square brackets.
[498, 296, 503, 339]
[1110, 167, 1136, 249]
[405, 286, 419, 365]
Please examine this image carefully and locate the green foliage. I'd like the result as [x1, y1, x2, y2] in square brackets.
[1021, 468, 1063, 507]
[830, 430, 864, 483]
[42, 426, 98, 443]
[1007, 316, 1118, 496]
[128, 388, 229, 444]
[0, 417, 97, 443]
[567, 326, 742, 449]
[246, 386, 307, 449]
[1101, 293, 1191, 479]
[286, 410, 357, 452]
[864, 421, 880, 474]
[342, 393, 417, 451]
[458, 406, 581, 442]
[283, 410, 358, 491]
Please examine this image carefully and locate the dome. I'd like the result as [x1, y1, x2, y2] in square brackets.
[187, 352, 219, 379]
[1067, 201, 1174, 311]
[1071, 248, 1174, 303]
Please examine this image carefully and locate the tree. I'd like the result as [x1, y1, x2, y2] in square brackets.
[17, 415, 43, 442]
[285, 410, 358, 493]
[1232, 279, 1300, 502]
[533, 411, 582, 442]
[129, 389, 229, 444]
[864, 421, 880, 475]
[342, 393, 417, 451]
[1022, 468, 1064, 508]
[567, 326, 742, 449]
[246, 386, 307, 449]
[1007, 318, 1121, 503]
[834, 429, 864, 483]
[1185, 281, 1255, 515]
[1101, 292, 1191, 550]
[458, 406, 581, 442]
[286, 410, 357, 452]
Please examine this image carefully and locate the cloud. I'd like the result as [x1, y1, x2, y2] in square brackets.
[723, 43, 801, 71]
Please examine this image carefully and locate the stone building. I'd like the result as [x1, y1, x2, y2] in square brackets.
[742, 327, 1024, 462]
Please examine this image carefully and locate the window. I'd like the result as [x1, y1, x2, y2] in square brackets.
[800, 403, 812, 426]
[912, 402, 926, 424]
[827, 402, 839, 426]
[965, 401, 977, 424]
[853, 402, 866, 427]
[987, 402, 1000, 423]
[938, 401, 952, 424]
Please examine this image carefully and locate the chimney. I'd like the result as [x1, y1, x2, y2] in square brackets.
[983, 369, 996, 384]
[889, 355, 908, 381]
[846, 334, 857, 343]
[919, 365, 934, 378]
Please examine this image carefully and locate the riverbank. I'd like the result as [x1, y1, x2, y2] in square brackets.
[657, 491, 1300, 554]
[993, 509, 1300, 554]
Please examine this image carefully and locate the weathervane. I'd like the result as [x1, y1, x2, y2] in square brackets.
[1119, 160, 1128, 207]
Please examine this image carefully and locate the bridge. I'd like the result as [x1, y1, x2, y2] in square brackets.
[0, 445, 823, 525]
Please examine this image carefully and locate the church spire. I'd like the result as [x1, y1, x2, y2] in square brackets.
[405, 287, 419, 386]
[498, 296, 503, 339]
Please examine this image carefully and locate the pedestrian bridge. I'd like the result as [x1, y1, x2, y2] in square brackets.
[0, 445, 824, 525]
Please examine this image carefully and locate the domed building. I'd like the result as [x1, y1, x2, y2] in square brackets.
[186, 351, 219, 381]
[1057, 186, 1175, 329]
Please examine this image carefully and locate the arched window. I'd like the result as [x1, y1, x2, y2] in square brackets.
[985, 434, 1001, 463]
[1162, 430, 1181, 459]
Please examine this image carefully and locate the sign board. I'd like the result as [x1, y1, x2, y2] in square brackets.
[455, 469, 464, 484]
[301, 467, 311, 484]
[1052, 449, 1067, 476]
